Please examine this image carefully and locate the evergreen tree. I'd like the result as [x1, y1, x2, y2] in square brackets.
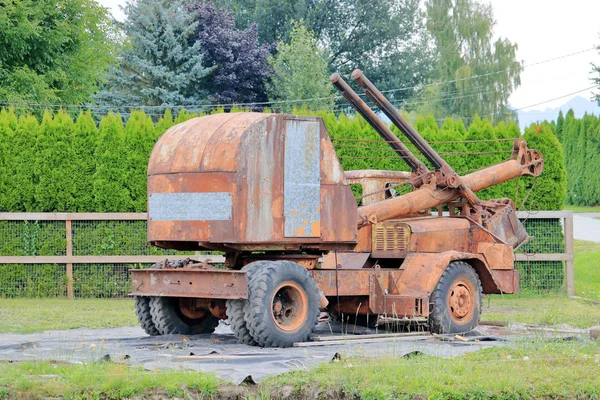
[267, 22, 334, 112]
[465, 116, 504, 199]
[98, 0, 212, 110]
[92, 113, 133, 212]
[556, 110, 565, 141]
[522, 123, 566, 210]
[593, 39, 600, 105]
[437, 117, 469, 173]
[578, 114, 600, 205]
[34, 111, 82, 212]
[0, 109, 17, 211]
[155, 109, 175, 136]
[189, 2, 272, 107]
[73, 111, 99, 211]
[123, 111, 156, 211]
[10, 114, 40, 211]
[561, 110, 579, 204]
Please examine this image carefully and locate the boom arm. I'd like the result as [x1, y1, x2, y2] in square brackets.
[331, 72, 544, 248]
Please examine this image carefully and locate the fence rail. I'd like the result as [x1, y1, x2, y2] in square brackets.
[0, 211, 573, 298]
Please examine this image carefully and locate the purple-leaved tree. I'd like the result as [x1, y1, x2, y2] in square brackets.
[189, 2, 273, 109]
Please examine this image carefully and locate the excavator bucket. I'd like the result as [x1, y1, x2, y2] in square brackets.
[483, 202, 529, 248]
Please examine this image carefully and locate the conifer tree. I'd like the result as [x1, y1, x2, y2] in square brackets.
[92, 113, 133, 212]
[465, 116, 504, 199]
[0, 109, 17, 211]
[522, 123, 566, 210]
[98, 0, 211, 110]
[11, 114, 41, 211]
[155, 109, 175, 136]
[556, 110, 565, 141]
[73, 111, 99, 211]
[562, 110, 579, 204]
[437, 117, 468, 173]
[34, 111, 82, 212]
[123, 111, 157, 211]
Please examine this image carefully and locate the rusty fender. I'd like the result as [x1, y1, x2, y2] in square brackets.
[130, 268, 248, 299]
[396, 251, 519, 297]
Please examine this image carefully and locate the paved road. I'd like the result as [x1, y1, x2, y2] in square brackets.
[574, 213, 600, 243]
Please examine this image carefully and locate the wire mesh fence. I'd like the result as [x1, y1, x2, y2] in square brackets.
[0, 212, 573, 298]
[0, 263, 67, 297]
[0, 220, 66, 256]
[73, 263, 150, 298]
[72, 220, 184, 256]
[516, 215, 568, 293]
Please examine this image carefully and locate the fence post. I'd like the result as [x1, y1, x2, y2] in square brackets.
[564, 213, 575, 296]
[66, 219, 74, 299]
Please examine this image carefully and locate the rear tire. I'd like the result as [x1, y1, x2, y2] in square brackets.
[135, 296, 160, 336]
[149, 296, 219, 335]
[226, 261, 270, 345]
[428, 261, 482, 334]
[245, 260, 320, 347]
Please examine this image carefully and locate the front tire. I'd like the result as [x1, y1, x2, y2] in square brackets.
[245, 261, 320, 347]
[428, 261, 482, 334]
[149, 296, 219, 335]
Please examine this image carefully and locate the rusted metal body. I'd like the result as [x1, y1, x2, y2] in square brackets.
[133, 71, 544, 332]
[147, 113, 357, 252]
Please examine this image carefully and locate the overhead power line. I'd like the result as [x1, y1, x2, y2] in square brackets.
[511, 85, 600, 112]
[378, 47, 596, 96]
[0, 47, 595, 111]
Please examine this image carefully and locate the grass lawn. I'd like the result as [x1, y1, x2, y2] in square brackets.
[564, 204, 600, 213]
[483, 294, 600, 327]
[575, 240, 600, 300]
[0, 299, 137, 334]
[1, 341, 598, 399]
[0, 361, 220, 400]
[260, 340, 600, 399]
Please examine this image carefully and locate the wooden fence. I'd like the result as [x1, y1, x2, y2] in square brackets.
[0, 211, 574, 298]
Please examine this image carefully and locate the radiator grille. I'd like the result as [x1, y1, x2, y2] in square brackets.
[373, 221, 410, 253]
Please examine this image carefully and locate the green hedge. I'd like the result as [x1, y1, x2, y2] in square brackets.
[0, 107, 568, 297]
[0, 107, 566, 212]
[557, 111, 600, 206]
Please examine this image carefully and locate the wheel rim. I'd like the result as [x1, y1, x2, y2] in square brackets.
[447, 279, 475, 323]
[270, 281, 308, 332]
[178, 298, 208, 320]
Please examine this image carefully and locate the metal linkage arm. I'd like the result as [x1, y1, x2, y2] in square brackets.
[330, 73, 428, 174]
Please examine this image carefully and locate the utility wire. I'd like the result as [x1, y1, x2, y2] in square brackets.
[377, 47, 596, 95]
[510, 85, 600, 112]
[0, 47, 594, 110]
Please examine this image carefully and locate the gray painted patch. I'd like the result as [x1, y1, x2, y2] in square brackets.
[149, 192, 232, 221]
[284, 120, 320, 237]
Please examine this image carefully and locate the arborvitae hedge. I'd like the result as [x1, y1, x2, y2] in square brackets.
[0, 107, 570, 296]
[558, 110, 600, 206]
[0, 107, 566, 212]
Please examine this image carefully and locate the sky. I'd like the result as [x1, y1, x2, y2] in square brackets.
[96, 0, 600, 111]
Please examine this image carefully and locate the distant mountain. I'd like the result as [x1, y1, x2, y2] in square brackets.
[517, 96, 600, 131]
